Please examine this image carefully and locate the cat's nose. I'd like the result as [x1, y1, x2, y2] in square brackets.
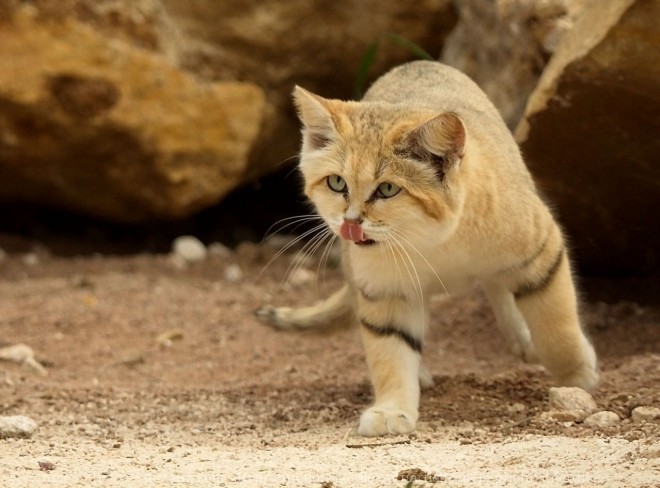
[343, 216, 363, 224]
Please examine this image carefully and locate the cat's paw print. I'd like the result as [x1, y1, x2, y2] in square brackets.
[356, 407, 417, 437]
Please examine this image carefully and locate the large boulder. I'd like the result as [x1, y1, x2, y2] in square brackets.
[0, 6, 265, 222]
[156, 0, 457, 179]
[515, 0, 659, 274]
[0, 0, 457, 222]
[441, 0, 589, 128]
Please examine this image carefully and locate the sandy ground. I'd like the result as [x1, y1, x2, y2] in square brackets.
[0, 242, 658, 487]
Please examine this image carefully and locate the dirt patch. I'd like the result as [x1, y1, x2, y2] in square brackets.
[0, 244, 658, 487]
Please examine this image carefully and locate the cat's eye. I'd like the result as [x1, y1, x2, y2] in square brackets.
[327, 175, 347, 193]
[376, 181, 401, 198]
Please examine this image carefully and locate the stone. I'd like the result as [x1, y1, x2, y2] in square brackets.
[0, 5, 266, 222]
[584, 411, 621, 428]
[0, 415, 38, 439]
[21, 253, 39, 267]
[288, 268, 315, 288]
[548, 387, 598, 418]
[172, 236, 207, 263]
[516, 0, 660, 274]
[157, 0, 457, 176]
[0, 1, 457, 223]
[631, 406, 660, 424]
[223, 264, 244, 283]
[0, 343, 48, 375]
[207, 242, 232, 258]
[441, 0, 589, 127]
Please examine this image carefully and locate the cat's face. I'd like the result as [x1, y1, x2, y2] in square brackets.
[293, 87, 467, 253]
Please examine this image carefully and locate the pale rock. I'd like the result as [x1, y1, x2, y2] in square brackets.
[631, 406, 660, 424]
[545, 410, 583, 423]
[172, 236, 207, 263]
[0, 344, 48, 375]
[441, 0, 589, 127]
[207, 242, 232, 258]
[0, 415, 38, 439]
[584, 411, 621, 428]
[0, 0, 456, 222]
[0, 5, 266, 222]
[223, 263, 244, 283]
[288, 268, 315, 288]
[157, 0, 457, 173]
[507, 403, 527, 414]
[547, 387, 598, 421]
[21, 253, 39, 267]
[516, 0, 660, 274]
[264, 234, 298, 252]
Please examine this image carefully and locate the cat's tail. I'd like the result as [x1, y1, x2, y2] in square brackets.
[254, 283, 355, 334]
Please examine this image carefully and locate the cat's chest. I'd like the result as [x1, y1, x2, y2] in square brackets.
[346, 245, 475, 297]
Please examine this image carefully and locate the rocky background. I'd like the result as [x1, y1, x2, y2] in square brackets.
[0, 0, 657, 275]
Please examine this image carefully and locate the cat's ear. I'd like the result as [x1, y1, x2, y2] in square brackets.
[406, 112, 466, 173]
[292, 86, 336, 151]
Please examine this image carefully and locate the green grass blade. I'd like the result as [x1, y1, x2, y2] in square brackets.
[355, 39, 381, 99]
[384, 32, 435, 60]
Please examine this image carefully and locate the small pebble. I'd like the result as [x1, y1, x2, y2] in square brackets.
[507, 403, 526, 414]
[264, 234, 298, 251]
[208, 242, 232, 257]
[21, 253, 39, 267]
[224, 263, 244, 282]
[288, 268, 315, 287]
[0, 415, 38, 439]
[584, 411, 620, 428]
[172, 236, 207, 263]
[38, 461, 55, 471]
[631, 406, 660, 423]
[235, 241, 261, 263]
[156, 329, 184, 347]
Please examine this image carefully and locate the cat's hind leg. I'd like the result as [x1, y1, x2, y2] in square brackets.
[255, 283, 355, 332]
[513, 250, 598, 391]
[482, 281, 538, 363]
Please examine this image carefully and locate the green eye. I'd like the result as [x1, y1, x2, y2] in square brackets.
[327, 175, 347, 193]
[376, 181, 401, 198]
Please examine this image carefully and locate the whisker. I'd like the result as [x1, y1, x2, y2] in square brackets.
[257, 222, 328, 281]
[391, 229, 448, 296]
[262, 214, 323, 242]
[390, 234, 425, 305]
[387, 234, 424, 304]
[316, 234, 338, 295]
[275, 153, 300, 168]
[385, 238, 404, 296]
[280, 227, 333, 292]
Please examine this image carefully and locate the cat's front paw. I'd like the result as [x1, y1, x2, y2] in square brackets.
[356, 407, 417, 437]
[254, 305, 294, 330]
[555, 362, 599, 392]
[511, 340, 539, 364]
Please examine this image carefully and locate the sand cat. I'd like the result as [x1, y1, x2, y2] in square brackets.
[256, 60, 598, 437]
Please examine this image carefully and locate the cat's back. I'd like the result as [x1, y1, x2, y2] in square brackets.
[363, 61, 497, 120]
[364, 61, 513, 153]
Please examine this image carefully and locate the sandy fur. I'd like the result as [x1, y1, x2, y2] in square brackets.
[257, 61, 598, 437]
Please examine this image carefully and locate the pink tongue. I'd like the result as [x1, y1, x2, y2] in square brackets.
[339, 221, 365, 242]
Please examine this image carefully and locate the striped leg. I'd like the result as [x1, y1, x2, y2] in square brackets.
[514, 250, 598, 390]
[356, 293, 425, 436]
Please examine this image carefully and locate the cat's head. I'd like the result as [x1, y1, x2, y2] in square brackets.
[293, 86, 467, 250]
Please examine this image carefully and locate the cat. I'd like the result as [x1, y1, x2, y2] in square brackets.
[256, 60, 598, 437]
